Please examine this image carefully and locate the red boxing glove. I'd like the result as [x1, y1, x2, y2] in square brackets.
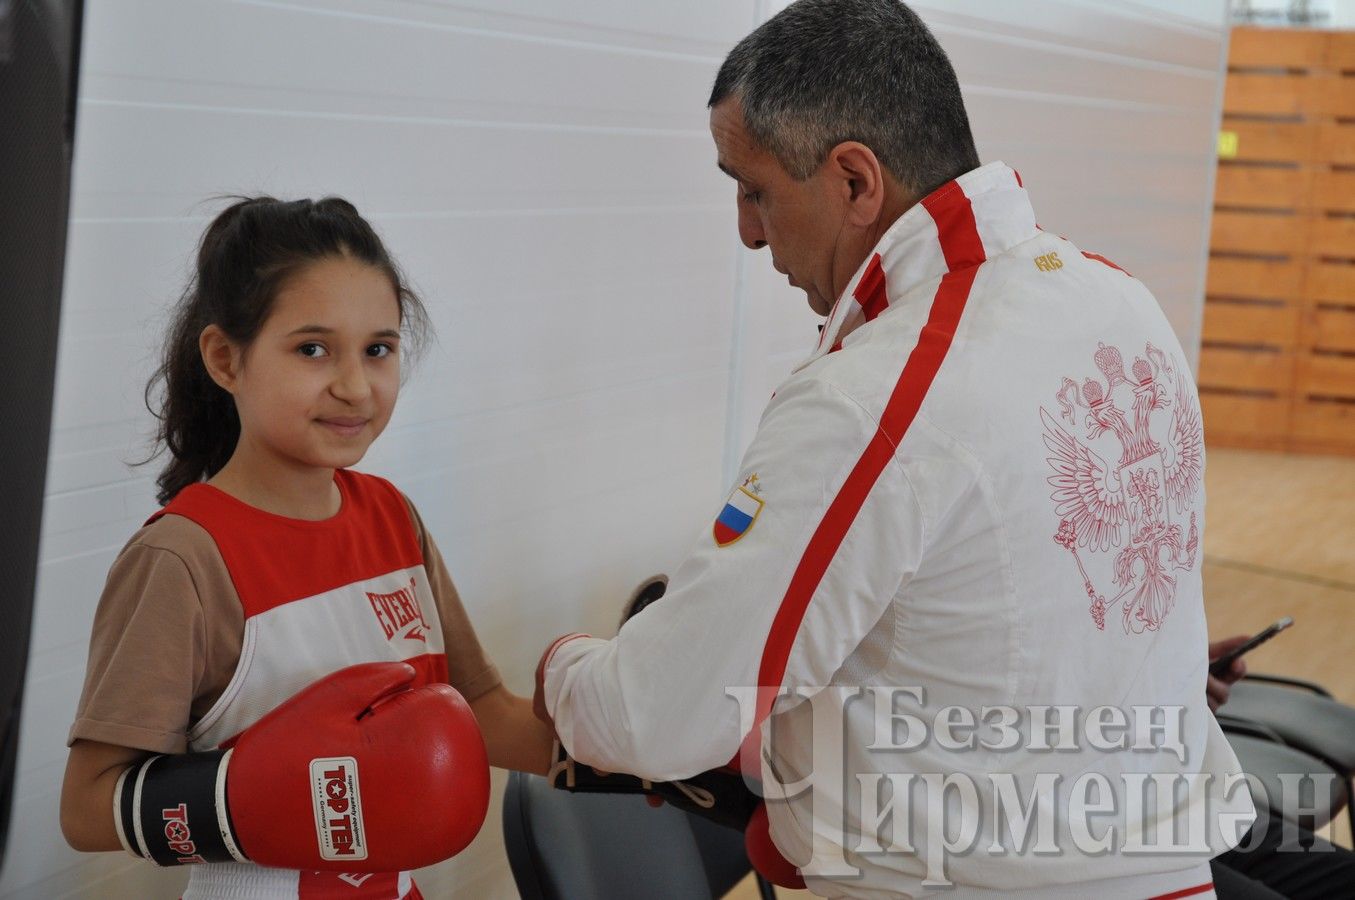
[115, 662, 490, 872]
[745, 802, 806, 890]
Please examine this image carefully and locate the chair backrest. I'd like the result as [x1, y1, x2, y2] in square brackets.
[503, 771, 752, 900]
[683, 810, 760, 898]
[1224, 730, 1349, 831]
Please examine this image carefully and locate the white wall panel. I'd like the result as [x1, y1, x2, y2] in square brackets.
[5, 0, 757, 896]
[5, 1, 1225, 897]
[927, 0, 1228, 356]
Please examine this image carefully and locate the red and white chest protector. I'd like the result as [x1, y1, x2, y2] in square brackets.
[154, 469, 445, 900]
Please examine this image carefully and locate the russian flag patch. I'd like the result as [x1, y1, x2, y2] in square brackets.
[713, 483, 764, 547]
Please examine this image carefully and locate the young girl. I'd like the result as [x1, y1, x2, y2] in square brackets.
[60, 196, 554, 898]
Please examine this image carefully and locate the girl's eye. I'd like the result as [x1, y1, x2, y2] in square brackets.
[367, 343, 394, 359]
[298, 342, 328, 358]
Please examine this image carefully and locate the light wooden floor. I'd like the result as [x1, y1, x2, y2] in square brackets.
[1201, 448, 1355, 704]
[728, 448, 1355, 898]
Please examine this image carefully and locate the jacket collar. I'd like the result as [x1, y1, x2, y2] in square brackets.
[797, 161, 1038, 372]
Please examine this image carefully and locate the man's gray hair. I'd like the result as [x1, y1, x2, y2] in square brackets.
[709, 0, 980, 197]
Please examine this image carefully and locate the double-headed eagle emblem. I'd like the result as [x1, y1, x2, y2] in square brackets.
[1041, 342, 1203, 633]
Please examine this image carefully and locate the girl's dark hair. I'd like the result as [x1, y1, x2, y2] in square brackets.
[145, 196, 429, 505]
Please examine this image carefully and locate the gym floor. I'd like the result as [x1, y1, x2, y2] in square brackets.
[728, 447, 1355, 897]
[1201, 447, 1355, 852]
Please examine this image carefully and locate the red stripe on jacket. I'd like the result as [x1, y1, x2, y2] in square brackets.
[752, 181, 986, 728]
[854, 253, 889, 323]
[1082, 250, 1131, 276]
[1147, 882, 1214, 900]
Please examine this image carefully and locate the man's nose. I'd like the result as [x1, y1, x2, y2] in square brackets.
[737, 201, 767, 250]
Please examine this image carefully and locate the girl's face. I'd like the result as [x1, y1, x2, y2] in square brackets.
[228, 256, 402, 474]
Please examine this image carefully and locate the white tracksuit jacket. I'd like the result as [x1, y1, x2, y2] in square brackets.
[541, 162, 1254, 899]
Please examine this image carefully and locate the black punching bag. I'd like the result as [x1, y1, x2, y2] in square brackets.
[0, 0, 85, 871]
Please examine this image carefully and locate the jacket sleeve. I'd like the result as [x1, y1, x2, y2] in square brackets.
[540, 374, 928, 780]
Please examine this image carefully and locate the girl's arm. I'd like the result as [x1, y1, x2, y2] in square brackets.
[61, 739, 149, 852]
[469, 685, 554, 775]
[398, 499, 554, 776]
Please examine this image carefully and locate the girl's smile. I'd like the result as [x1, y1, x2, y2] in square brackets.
[316, 416, 372, 438]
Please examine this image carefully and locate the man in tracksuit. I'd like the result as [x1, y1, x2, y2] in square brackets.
[537, 2, 1257, 896]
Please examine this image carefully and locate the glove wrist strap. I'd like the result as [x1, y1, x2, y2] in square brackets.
[116, 749, 246, 866]
[547, 740, 759, 831]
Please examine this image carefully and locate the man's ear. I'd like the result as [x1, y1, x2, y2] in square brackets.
[825, 141, 886, 228]
[199, 325, 242, 394]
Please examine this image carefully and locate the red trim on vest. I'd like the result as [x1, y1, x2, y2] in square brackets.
[854, 253, 888, 323]
[1147, 882, 1213, 900]
[298, 870, 402, 899]
[751, 184, 985, 728]
[406, 650, 451, 690]
[152, 470, 424, 618]
[1082, 250, 1131, 276]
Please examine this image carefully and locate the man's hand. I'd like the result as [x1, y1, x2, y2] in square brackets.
[545, 739, 761, 831]
[1207, 635, 1250, 712]
[533, 640, 554, 725]
[534, 632, 590, 726]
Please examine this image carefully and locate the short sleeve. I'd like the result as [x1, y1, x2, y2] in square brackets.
[68, 537, 209, 754]
[403, 499, 503, 701]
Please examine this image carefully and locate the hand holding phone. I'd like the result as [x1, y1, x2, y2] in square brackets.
[1208, 617, 1294, 679]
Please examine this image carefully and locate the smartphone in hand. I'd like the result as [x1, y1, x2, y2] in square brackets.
[1208, 617, 1294, 679]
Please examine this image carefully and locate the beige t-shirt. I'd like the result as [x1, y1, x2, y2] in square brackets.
[68, 498, 501, 754]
